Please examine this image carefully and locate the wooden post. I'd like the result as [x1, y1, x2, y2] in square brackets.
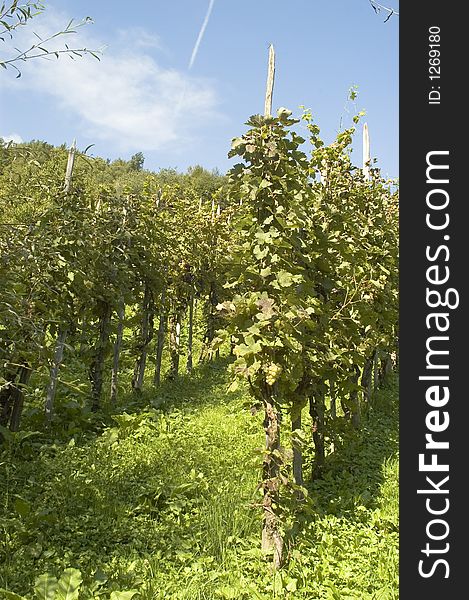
[187, 289, 194, 373]
[89, 301, 112, 412]
[44, 327, 67, 423]
[261, 397, 283, 569]
[329, 380, 337, 453]
[110, 299, 125, 404]
[155, 188, 162, 209]
[363, 123, 370, 181]
[261, 42, 284, 570]
[154, 289, 166, 387]
[64, 139, 76, 193]
[43, 141, 77, 422]
[350, 366, 361, 429]
[79, 315, 87, 356]
[361, 352, 374, 405]
[291, 409, 304, 487]
[168, 313, 182, 379]
[310, 391, 326, 478]
[9, 366, 31, 432]
[330, 380, 337, 419]
[132, 284, 153, 393]
[373, 349, 380, 390]
[264, 44, 275, 117]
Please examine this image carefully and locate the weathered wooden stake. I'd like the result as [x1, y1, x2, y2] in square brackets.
[264, 44, 275, 117]
[261, 397, 283, 569]
[90, 301, 112, 411]
[110, 299, 125, 404]
[361, 350, 375, 405]
[132, 284, 153, 393]
[330, 381, 337, 419]
[310, 391, 326, 478]
[187, 291, 195, 373]
[168, 313, 182, 379]
[155, 188, 162, 209]
[363, 123, 370, 181]
[154, 289, 166, 387]
[44, 327, 67, 423]
[350, 366, 361, 429]
[261, 42, 284, 570]
[64, 139, 77, 193]
[9, 366, 31, 432]
[43, 141, 77, 422]
[291, 410, 304, 487]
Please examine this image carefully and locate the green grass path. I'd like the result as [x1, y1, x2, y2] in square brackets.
[1, 362, 398, 599]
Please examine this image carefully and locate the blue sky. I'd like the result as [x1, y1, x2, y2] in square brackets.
[0, 1, 399, 177]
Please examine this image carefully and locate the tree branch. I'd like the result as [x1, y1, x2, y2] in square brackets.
[0, 3, 102, 77]
[368, 1, 399, 21]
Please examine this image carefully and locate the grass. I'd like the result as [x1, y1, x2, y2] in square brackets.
[0, 359, 398, 599]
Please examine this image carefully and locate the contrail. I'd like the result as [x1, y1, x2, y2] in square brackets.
[188, 0, 215, 70]
[173, 0, 215, 119]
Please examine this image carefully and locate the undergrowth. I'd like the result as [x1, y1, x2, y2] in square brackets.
[1, 361, 398, 599]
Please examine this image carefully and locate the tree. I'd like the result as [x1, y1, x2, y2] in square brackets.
[129, 152, 145, 172]
[0, 1, 101, 77]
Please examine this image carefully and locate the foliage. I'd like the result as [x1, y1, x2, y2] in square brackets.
[0, 2, 101, 77]
[215, 105, 397, 565]
[0, 363, 398, 598]
[128, 153, 145, 173]
[0, 99, 398, 595]
[0, 140, 230, 428]
[221, 106, 397, 404]
[0, 566, 138, 600]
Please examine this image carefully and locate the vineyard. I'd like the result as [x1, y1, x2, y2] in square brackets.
[1, 65, 399, 598]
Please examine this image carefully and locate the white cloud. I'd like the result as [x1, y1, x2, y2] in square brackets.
[1, 133, 24, 144]
[5, 9, 222, 153]
[116, 27, 162, 50]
